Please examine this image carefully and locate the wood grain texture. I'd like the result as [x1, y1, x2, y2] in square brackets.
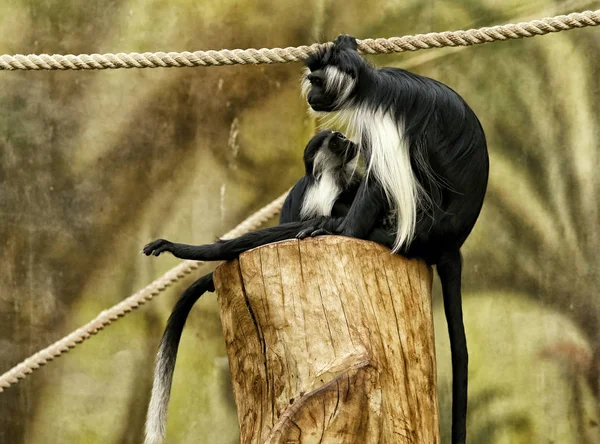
[214, 236, 439, 444]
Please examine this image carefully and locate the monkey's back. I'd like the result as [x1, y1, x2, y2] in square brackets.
[376, 68, 489, 259]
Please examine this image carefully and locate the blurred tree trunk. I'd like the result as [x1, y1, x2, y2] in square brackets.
[215, 236, 439, 443]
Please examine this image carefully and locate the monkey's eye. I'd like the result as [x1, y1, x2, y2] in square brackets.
[308, 75, 323, 87]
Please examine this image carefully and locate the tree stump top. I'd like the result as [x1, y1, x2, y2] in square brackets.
[215, 236, 438, 444]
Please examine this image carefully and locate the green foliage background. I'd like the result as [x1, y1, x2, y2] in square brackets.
[0, 0, 599, 443]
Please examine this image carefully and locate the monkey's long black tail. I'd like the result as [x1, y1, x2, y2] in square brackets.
[437, 250, 467, 444]
[144, 272, 215, 444]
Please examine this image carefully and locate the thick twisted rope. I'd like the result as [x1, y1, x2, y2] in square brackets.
[1, 10, 598, 70]
[0, 191, 288, 392]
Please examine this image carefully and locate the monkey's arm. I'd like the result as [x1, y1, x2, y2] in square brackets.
[143, 218, 336, 261]
[336, 177, 388, 239]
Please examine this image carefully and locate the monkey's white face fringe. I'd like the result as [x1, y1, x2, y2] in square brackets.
[320, 108, 421, 253]
[300, 67, 311, 99]
[300, 66, 356, 112]
[324, 66, 355, 107]
[144, 347, 172, 444]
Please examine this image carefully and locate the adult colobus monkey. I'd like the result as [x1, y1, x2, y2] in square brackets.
[301, 35, 489, 444]
[144, 130, 361, 444]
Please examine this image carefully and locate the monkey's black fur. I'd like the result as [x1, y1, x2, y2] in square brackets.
[144, 130, 366, 444]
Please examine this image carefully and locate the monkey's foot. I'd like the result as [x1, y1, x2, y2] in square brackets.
[142, 239, 173, 257]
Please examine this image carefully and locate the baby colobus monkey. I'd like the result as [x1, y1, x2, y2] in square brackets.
[144, 130, 359, 444]
[281, 129, 360, 223]
[142, 131, 368, 262]
[301, 35, 489, 444]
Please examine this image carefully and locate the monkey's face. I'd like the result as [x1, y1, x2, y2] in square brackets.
[303, 67, 354, 112]
[327, 131, 357, 159]
[303, 130, 357, 175]
[304, 70, 336, 112]
[302, 35, 363, 112]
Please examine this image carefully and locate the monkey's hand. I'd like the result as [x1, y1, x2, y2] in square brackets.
[142, 239, 174, 257]
[295, 218, 342, 239]
[334, 34, 358, 51]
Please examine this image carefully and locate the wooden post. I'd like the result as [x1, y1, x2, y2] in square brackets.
[214, 236, 439, 444]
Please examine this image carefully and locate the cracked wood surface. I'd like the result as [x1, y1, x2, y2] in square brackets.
[214, 236, 439, 444]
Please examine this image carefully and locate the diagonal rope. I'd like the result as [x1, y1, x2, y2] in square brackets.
[0, 9, 598, 70]
[0, 191, 289, 392]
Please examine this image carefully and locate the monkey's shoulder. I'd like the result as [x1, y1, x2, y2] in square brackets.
[377, 67, 467, 102]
